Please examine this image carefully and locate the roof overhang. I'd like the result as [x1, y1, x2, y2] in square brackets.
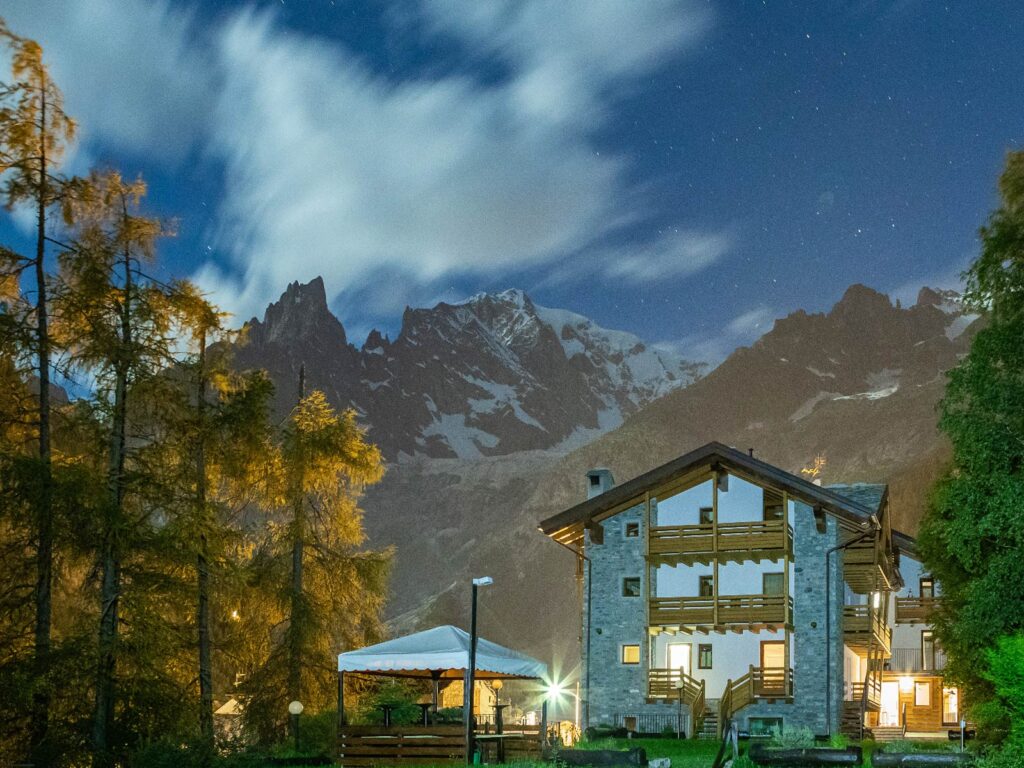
[538, 441, 880, 546]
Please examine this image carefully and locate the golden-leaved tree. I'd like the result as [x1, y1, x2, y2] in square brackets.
[242, 385, 391, 743]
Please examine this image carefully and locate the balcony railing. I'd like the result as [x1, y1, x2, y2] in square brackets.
[850, 677, 882, 709]
[719, 666, 794, 735]
[647, 669, 706, 733]
[648, 520, 792, 565]
[895, 596, 939, 624]
[885, 647, 947, 673]
[843, 604, 892, 654]
[844, 543, 899, 594]
[649, 594, 793, 629]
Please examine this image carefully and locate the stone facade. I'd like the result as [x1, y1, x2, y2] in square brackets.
[581, 497, 845, 736]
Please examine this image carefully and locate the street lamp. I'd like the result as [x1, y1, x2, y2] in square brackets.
[465, 576, 493, 765]
[289, 700, 304, 753]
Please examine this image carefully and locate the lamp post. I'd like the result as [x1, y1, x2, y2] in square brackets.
[465, 576, 493, 765]
[288, 700, 304, 753]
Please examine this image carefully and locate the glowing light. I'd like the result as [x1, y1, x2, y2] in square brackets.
[231, 609, 240, 621]
[546, 682, 565, 701]
[899, 676, 914, 693]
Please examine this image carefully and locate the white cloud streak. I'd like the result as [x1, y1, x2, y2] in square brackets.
[6, 0, 717, 320]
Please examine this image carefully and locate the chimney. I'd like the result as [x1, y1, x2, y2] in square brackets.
[586, 469, 614, 500]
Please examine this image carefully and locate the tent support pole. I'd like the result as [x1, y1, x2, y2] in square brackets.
[337, 671, 345, 728]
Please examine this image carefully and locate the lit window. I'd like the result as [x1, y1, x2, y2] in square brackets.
[920, 577, 935, 599]
[624, 522, 640, 538]
[621, 645, 640, 665]
[622, 577, 641, 597]
[698, 644, 713, 669]
[872, 592, 882, 609]
[915, 681, 931, 707]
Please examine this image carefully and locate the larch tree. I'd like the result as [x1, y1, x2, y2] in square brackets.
[0, 21, 76, 756]
[58, 169, 186, 765]
[918, 150, 1024, 743]
[243, 384, 390, 743]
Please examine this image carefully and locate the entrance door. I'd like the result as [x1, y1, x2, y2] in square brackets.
[759, 642, 786, 695]
[879, 682, 900, 726]
[667, 643, 692, 680]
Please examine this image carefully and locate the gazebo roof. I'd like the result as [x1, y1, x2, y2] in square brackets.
[337, 625, 547, 680]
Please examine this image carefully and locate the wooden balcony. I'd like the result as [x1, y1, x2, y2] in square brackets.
[647, 669, 706, 727]
[843, 605, 892, 655]
[648, 520, 792, 566]
[895, 596, 938, 624]
[649, 594, 793, 632]
[719, 667, 794, 734]
[885, 647, 947, 673]
[844, 543, 898, 594]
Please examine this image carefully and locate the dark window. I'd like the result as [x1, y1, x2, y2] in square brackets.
[590, 474, 601, 487]
[763, 572, 784, 595]
[922, 630, 935, 670]
[920, 577, 935, 599]
[621, 645, 640, 665]
[748, 718, 783, 737]
[622, 577, 641, 597]
[698, 644, 713, 669]
[699, 506, 713, 525]
[698, 575, 714, 597]
[624, 522, 640, 538]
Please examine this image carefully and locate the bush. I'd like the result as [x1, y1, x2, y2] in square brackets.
[882, 739, 957, 754]
[660, 724, 678, 738]
[828, 733, 850, 749]
[768, 725, 815, 749]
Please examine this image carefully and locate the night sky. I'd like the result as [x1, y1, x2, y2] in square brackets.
[3, 1, 1021, 363]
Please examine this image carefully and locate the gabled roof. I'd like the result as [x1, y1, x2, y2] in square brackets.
[538, 441, 881, 546]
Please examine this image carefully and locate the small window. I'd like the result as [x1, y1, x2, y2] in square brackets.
[749, 717, 783, 737]
[699, 506, 713, 525]
[763, 492, 784, 521]
[622, 577, 641, 597]
[590, 475, 601, 487]
[915, 681, 931, 707]
[624, 522, 640, 538]
[698, 575, 714, 597]
[922, 630, 935, 670]
[621, 644, 641, 665]
[763, 573, 784, 596]
[920, 577, 934, 599]
[698, 644, 713, 669]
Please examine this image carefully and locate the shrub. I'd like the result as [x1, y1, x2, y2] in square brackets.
[828, 733, 850, 749]
[768, 725, 815, 749]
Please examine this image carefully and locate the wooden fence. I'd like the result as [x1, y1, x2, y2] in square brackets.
[337, 724, 542, 766]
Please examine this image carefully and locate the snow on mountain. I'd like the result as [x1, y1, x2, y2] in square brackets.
[231, 280, 704, 460]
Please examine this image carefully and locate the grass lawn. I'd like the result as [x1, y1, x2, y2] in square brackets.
[573, 737, 722, 768]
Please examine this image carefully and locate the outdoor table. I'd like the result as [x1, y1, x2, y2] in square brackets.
[377, 704, 394, 727]
[416, 702, 432, 725]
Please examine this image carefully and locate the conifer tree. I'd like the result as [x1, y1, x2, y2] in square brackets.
[243, 384, 390, 743]
[0, 21, 77, 754]
[58, 169, 186, 764]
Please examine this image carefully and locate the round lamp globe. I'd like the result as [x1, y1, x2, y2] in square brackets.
[288, 700, 304, 716]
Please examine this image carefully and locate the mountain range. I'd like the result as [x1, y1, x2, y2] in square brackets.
[229, 279, 977, 663]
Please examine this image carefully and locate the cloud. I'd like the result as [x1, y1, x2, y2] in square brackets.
[1, 0, 213, 163]
[678, 304, 777, 366]
[8, 0, 713, 320]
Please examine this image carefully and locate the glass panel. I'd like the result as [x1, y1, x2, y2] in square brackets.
[763, 573, 784, 595]
[621, 645, 640, 664]
[699, 506, 713, 525]
[699, 575, 714, 597]
[761, 642, 785, 669]
[915, 681, 931, 707]
[698, 644, 713, 669]
[623, 577, 641, 597]
[624, 522, 640, 538]
[922, 630, 935, 670]
[942, 687, 959, 725]
[920, 578, 935, 599]
[667, 643, 691, 675]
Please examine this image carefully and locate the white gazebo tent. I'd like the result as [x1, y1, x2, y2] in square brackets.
[336, 625, 547, 724]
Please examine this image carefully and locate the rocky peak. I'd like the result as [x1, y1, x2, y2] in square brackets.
[247, 276, 347, 347]
[831, 284, 897, 322]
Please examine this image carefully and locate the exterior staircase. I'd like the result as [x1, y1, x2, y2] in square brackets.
[840, 702, 864, 739]
[870, 725, 906, 743]
[697, 700, 719, 739]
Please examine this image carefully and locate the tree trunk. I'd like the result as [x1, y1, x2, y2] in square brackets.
[196, 333, 214, 744]
[30, 83, 53, 758]
[288, 366, 305, 740]
[92, 239, 132, 766]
